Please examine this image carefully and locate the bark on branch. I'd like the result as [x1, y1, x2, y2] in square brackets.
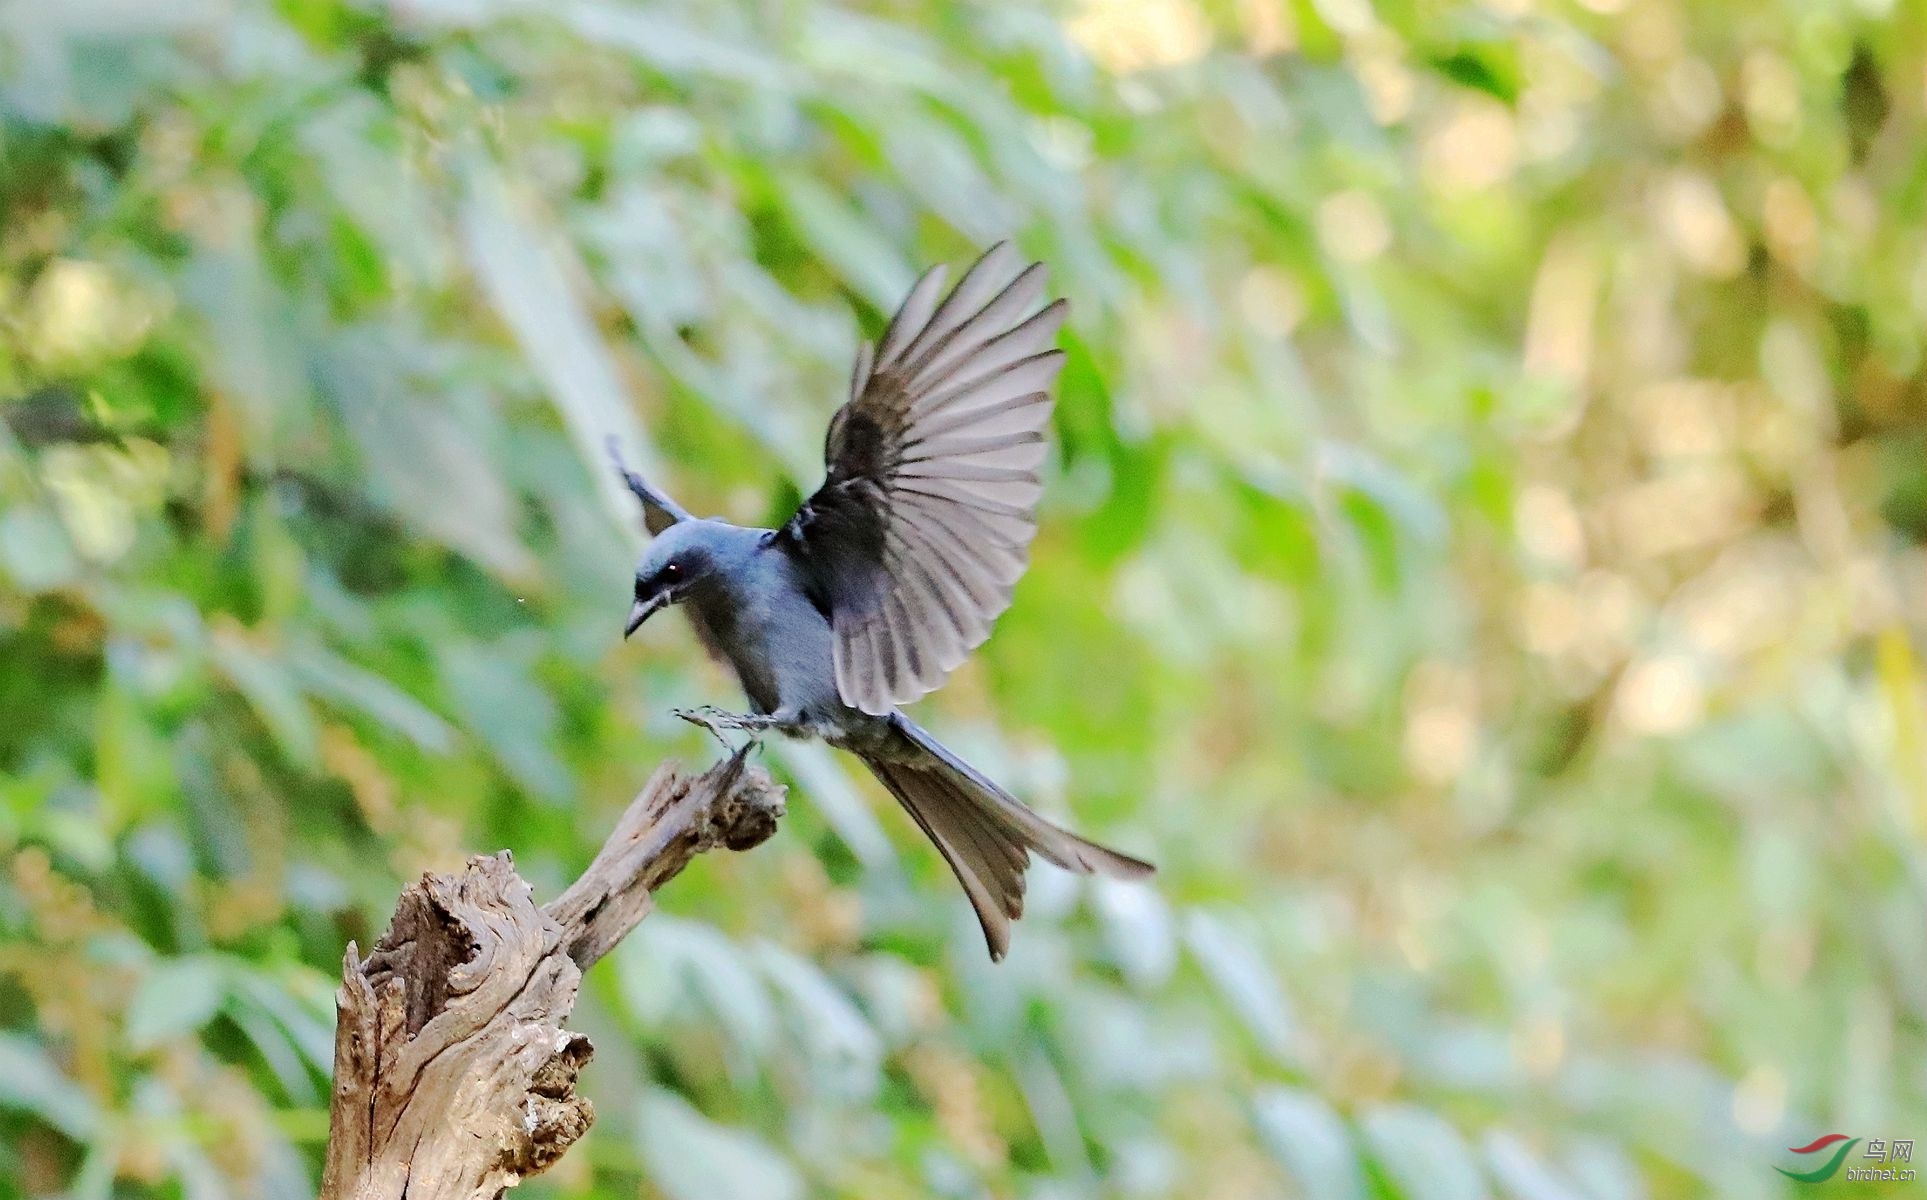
[318, 748, 786, 1200]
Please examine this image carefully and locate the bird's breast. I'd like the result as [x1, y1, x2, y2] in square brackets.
[689, 565, 839, 719]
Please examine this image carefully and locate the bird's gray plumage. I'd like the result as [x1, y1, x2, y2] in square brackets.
[613, 243, 1152, 960]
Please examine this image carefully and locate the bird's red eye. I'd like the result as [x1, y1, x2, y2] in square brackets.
[663, 562, 683, 580]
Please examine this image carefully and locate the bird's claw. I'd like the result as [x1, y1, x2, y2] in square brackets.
[675, 704, 779, 731]
[672, 705, 733, 747]
[674, 705, 782, 751]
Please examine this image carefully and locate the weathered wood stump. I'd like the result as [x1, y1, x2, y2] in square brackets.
[318, 748, 786, 1200]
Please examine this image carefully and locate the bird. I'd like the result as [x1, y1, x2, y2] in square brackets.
[610, 241, 1153, 960]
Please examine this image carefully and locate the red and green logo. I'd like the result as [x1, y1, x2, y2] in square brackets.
[1776, 1135, 1860, 1183]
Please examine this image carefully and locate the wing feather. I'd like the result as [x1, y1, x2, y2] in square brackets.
[909, 351, 1065, 424]
[778, 243, 1064, 713]
[894, 498, 1028, 580]
[893, 503, 1019, 594]
[902, 431, 1047, 468]
[903, 264, 1047, 389]
[898, 244, 1023, 370]
[910, 391, 1052, 444]
[893, 555, 968, 669]
[921, 299, 1069, 389]
[876, 266, 949, 369]
[849, 340, 875, 405]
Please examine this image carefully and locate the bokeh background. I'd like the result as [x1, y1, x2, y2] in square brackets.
[3, 0, 1925, 1196]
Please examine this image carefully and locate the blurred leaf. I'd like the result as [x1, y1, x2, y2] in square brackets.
[226, 969, 336, 1075]
[437, 642, 572, 803]
[770, 740, 896, 868]
[776, 172, 914, 311]
[322, 335, 534, 581]
[226, 1003, 319, 1106]
[179, 243, 311, 462]
[1186, 910, 1298, 1064]
[1253, 1087, 1367, 1200]
[1564, 1138, 1646, 1200]
[755, 942, 883, 1098]
[1094, 875, 1177, 988]
[0, 1032, 99, 1138]
[290, 642, 457, 754]
[1428, 48, 1521, 103]
[563, 4, 792, 86]
[635, 1088, 804, 1200]
[210, 626, 318, 769]
[1483, 1132, 1585, 1200]
[1319, 440, 1448, 548]
[458, 154, 657, 531]
[621, 916, 776, 1074]
[126, 956, 226, 1050]
[1361, 1105, 1489, 1200]
[0, 507, 80, 590]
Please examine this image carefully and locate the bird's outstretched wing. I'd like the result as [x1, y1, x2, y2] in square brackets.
[778, 243, 1066, 715]
[606, 436, 693, 535]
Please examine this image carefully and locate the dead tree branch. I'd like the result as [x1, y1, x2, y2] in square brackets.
[318, 748, 786, 1200]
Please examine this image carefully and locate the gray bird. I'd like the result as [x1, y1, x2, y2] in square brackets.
[612, 242, 1153, 960]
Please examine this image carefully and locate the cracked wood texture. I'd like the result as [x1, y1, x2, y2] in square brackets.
[319, 748, 786, 1200]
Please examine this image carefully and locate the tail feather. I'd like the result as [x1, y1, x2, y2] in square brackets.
[860, 716, 1154, 960]
[868, 756, 1027, 959]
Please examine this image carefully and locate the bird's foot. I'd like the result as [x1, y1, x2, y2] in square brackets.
[673, 705, 792, 749]
[675, 705, 784, 732]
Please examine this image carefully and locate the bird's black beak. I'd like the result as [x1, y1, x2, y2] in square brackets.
[624, 593, 667, 639]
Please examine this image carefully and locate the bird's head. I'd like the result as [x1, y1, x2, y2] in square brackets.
[625, 521, 724, 638]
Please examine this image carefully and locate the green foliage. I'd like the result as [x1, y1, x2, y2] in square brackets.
[2, 0, 1925, 1197]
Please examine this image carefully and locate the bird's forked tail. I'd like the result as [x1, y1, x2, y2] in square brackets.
[857, 715, 1153, 960]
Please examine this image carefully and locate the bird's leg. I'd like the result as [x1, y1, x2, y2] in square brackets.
[673, 705, 807, 738]
[672, 705, 738, 748]
[673, 705, 775, 733]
